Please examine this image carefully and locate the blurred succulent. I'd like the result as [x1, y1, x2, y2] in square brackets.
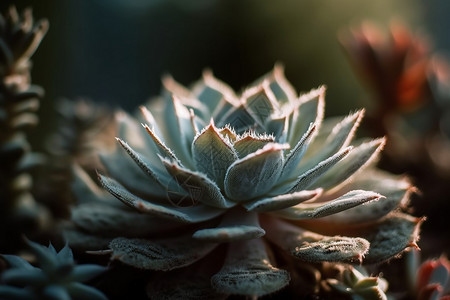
[324, 263, 388, 300]
[68, 65, 422, 298]
[34, 99, 115, 218]
[0, 239, 107, 300]
[0, 6, 51, 252]
[404, 249, 450, 300]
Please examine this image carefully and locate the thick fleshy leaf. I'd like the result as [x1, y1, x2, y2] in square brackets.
[244, 189, 322, 213]
[217, 103, 259, 134]
[1, 268, 46, 285]
[42, 285, 71, 300]
[211, 238, 290, 296]
[192, 121, 237, 188]
[56, 244, 74, 264]
[72, 203, 184, 237]
[66, 282, 108, 300]
[193, 70, 236, 117]
[312, 138, 385, 191]
[288, 86, 325, 145]
[193, 209, 265, 242]
[267, 63, 297, 104]
[286, 147, 352, 193]
[115, 110, 155, 156]
[1, 254, 35, 270]
[224, 143, 287, 201]
[98, 174, 225, 223]
[361, 213, 424, 264]
[280, 123, 316, 181]
[109, 236, 217, 271]
[317, 170, 412, 224]
[115, 138, 168, 193]
[25, 240, 58, 270]
[0, 286, 37, 300]
[143, 124, 181, 165]
[265, 115, 286, 140]
[275, 190, 383, 220]
[161, 158, 235, 209]
[71, 265, 106, 282]
[243, 85, 277, 127]
[99, 147, 169, 199]
[264, 218, 369, 263]
[233, 132, 275, 158]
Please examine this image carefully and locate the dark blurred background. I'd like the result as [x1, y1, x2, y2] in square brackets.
[2, 0, 440, 128]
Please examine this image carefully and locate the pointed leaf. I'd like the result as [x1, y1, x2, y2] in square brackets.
[224, 143, 287, 201]
[276, 190, 383, 220]
[193, 209, 265, 242]
[243, 85, 277, 127]
[217, 104, 259, 134]
[233, 132, 275, 158]
[1, 254, 35, 270]
[25, 240, 58, 270]
[0, 286, 37, 300]
[267, 64, 297, 103]
[109, 236, 217, 271]
[143, 124, 181, 165]
[318, 170, 413, 224]
[361, 213, 424, 264]
[287, 147, 352, 193]
[162, 158, 235, 209]
[264, 218, 369, 263]
[71, 265, 106, 282]
[56, 244, 74, 264]
[244, 189, 322, 213]
[312, 138, 385, 191]
[211, 238, 290, 296]
[288, 86, 325, 145]
[280, 123, 316, 181]
[1, 268, 46, 286]
[192, 122, 237, 188]
[98, 174, 224, 223]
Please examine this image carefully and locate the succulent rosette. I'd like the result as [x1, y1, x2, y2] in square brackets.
[67, 65, 422, 298]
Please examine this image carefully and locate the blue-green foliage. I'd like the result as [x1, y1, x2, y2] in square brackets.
[0, 240, 108, 300]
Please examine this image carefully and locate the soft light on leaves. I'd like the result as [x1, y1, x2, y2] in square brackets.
[192, 121, 237, 188]
[211, 238, 290, 296]
[224, 143, 287, 201]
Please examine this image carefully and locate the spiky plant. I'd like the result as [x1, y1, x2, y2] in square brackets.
[0, 239, 107, 300]
[68, 65, 422, 298]
[0, 6, 50, 252]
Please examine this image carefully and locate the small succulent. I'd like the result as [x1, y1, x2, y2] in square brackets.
[68, 65, 422, 298]
[324, 263, 388, 300]
[0, 239, 107, 300]
[0, 6, 51, 252]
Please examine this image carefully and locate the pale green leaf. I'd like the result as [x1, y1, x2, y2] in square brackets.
[312, 138, 385, 191]
[211, 238, 290, 296]
[276, 190, 383, 220]
[192, 121, 237, 188]
[109, 236, 217, 271]
[1, 254, 35, 270]
[224, 143, 287, 202]
[244, 189, 322, 213]
[280, 123, 316, 181]
[361, 213, 424, 264]
[98, 174, 224, 223]
[0, 286, 37, 300]
[286, 147, 352, 193]
[161, 158, 235, 209]
[217, 104, 259, 134]
[193, 209, 265, 242]
[233, 132, 275, 158]
[42, 285, 71, 300]
[264, 218, 369, 263]
[243, 85, 277, 127]
[287, 86, 325, 145]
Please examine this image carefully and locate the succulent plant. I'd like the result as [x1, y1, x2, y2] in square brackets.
[0, 239, 107, 300]
[67, 65, 422, 298]
[0, 6, 51, 252]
